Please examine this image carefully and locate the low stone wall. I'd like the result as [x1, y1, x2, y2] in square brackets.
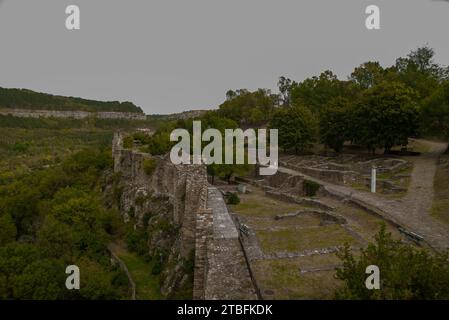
[0, 108, 146, 120]
[279, 161, 358, 185]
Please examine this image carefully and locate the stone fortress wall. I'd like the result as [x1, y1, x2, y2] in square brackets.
[0, 108, 147, 120]
[112, 132, 256, 299]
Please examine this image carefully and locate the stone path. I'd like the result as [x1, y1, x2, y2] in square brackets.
[207, 187, 239, 239]
[279, 140, 449, 252]
[204, 187, 257, 299]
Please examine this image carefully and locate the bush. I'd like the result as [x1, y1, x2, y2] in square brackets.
[303, 179, 320, 197]
[336, 224, 449, 299]
[226, 192, 240, 205]
[132, 132, 152, 145]
[143, 158, 157, 176]
[12, 141, 30, 153]
[125, 229, 148, 257]
[122, 135, 133, 149]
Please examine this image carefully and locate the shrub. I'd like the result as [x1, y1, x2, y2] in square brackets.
[143, 158, 156, 176]
[12, 141, 30, 153]
[226, 192, 240, 205]
[122, 135, 133, 149]
[125, 229, 148, 256]
[303, 179, 320, 197]
[132, 132, 152, 145]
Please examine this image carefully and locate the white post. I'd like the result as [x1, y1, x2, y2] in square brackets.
[371, 167, 377, 193]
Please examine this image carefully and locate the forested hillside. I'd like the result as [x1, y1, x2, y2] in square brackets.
[0, 87, 143, 113]
[0, 116, 167, 299]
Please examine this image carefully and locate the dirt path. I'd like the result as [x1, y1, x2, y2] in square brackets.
[279, 140, 449, 251]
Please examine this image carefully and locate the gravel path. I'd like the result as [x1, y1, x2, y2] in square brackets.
[279, 140, 449, 252]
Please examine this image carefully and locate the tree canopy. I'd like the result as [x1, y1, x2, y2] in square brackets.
[0, 87, 143, 113]
[336, 225, 449, 300]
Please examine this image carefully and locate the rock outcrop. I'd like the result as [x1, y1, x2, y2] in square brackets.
[0, 108, 146, 120]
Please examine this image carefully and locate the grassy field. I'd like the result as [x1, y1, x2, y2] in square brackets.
[232, 187, 396, 299]
[231, 189, 311, 218]
[257, 224, 357, 253]
[244, 215, 321, 230]
[110, 242, 162, 300]
[432, 154, 449, 225]
[252, 258, 341, 299]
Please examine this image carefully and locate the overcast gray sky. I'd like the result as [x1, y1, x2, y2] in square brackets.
[0, 0, 448, 114]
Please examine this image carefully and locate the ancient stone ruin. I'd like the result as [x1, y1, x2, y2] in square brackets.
[111, 132, 256, 299]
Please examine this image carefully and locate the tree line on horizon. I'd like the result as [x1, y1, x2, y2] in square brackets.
[219, 46, 449, 154]
[129, 46, 449, 183]
[0, 87, 143, 113]
[141, 46, 449, 158]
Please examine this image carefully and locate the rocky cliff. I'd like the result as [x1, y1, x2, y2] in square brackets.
[0, 108, 146, 120]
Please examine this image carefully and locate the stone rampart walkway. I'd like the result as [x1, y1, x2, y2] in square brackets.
[204, 187, 257, 299]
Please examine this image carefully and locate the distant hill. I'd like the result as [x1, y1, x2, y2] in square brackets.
[151, 109, 208, 120]
[0, 87, 143, 113]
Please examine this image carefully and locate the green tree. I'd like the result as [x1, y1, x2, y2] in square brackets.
[37, 216, 75, 261]
[336, 224, 449, 299]
[0, 214, 17, 245]
[48, 189, 109, 258]
[277, 76, 295, 106]
[0, 243, 41, 299]
[290, 70, 357, 113]
[218, 88, 276, 125]
[74, 257, 121, 300]
[270, 105, 318, 154]
[319, 97, 353, 153]
[351, 81, 419, 153]
[349, 61, 385, 89]
[11, 259, 65, 300]
[421, 81, 449, 138]
[395, 46, 443, 101]
[1, 184, 41, 236]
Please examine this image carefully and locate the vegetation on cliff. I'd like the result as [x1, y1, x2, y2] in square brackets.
[0, 87, 143, 113]
[0, 148, 130, 299]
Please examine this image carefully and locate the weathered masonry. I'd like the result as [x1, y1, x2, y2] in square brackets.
[112, 132, 256, 299]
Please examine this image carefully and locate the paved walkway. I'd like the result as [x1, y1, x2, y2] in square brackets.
[279, 140, 449, 252]
[207, 187, 239, 239]
[205, 187, 257, 299]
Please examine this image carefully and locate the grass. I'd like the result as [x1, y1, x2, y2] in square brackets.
[231, 189, 310, 218]
[252, 259, 341, 299]
[257, 224, 357, 253]
[431, 155, 449, 225]
[111, 243, 162, 300]
[334, 204, 401, 242]
[245, 215, 321, 230]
